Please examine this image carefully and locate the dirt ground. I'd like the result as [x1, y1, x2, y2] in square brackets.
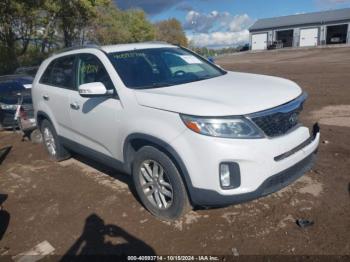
[1, 47, 350, 258]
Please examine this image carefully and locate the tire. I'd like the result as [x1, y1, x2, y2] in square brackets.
[132, 146, 191, 220]
[40, 119, 70, 161]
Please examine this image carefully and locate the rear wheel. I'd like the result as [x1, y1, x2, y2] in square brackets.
[132, 146, 190, 220]
[40, 120, 70, 161]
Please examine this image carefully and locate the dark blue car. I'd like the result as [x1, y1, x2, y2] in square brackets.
[0, 75, 34, 128]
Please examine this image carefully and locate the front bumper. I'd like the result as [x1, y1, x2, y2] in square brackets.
[189, 149, 317, 206]
[171, 123, 320, 206]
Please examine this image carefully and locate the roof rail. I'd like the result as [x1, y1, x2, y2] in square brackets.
[52, 44, 104, 56]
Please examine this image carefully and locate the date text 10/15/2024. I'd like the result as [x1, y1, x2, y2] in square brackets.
[127, 256, 220, 261]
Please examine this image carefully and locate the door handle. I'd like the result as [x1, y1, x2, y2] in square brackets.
[43, 95, 49, 101]
[70, 103, 80, 110]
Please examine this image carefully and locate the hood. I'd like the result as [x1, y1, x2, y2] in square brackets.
[134, 71, 302, 116]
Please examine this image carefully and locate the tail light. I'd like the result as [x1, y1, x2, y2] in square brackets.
[19, 107, 28, 120]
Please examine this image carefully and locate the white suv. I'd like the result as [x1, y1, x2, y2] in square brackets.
[32, 43, 320, 219]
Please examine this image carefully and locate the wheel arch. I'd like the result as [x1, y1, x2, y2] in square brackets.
[123, 133, 195, 204]
[36, 111, 53, 129]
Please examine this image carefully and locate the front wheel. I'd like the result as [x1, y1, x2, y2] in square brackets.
[132, 146, 191, 220]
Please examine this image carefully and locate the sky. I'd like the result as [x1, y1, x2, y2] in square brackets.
[114, 0, 350, 48]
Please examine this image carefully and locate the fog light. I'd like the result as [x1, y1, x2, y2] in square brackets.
[219, 162, 241, 189]
[220, 163, 231, 187]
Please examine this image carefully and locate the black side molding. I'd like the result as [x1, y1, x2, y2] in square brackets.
[58, 136, 126, 172]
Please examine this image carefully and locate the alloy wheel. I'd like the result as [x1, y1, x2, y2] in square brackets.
[139, 160, 173, 210]
[43, 127, 56, 156]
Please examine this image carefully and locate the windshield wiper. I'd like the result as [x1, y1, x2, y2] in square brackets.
[136, 82, 175, 89]
[152, 82, 174, 87]
[197, 75, 215, 80]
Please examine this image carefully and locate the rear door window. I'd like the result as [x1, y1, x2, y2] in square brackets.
[50, 56, 76, 89]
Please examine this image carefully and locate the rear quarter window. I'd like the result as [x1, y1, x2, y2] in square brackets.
[39, 55, 76, 90]
[40, 62, 55, 85]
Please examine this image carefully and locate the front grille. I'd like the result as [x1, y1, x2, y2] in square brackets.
[252, 107, 302, 137]
[250, 94, 306, 137]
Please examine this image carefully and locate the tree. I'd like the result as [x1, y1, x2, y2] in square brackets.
[90, 6, 155, 45]
[0, 0, 156, 74]
[89, 6, 130, 45]
[37, 0, 61, 52]
[47, 0, 110, 47]
[0, 0, 111, 74]
[0, 0, 41, 72]
[155, 18, 188, 47]
[124, 10, 155, 42]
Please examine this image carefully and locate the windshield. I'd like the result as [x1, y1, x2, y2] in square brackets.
[108, 47, 226, 89]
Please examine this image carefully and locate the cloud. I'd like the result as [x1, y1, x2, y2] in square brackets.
[228, 14, 252, 32]
[184, 10, 253, 33]
[184, 10, 253, 47]
[112, 1, 254, 47]
[114, 0, 179, 15]
[189, 30, 250, 48]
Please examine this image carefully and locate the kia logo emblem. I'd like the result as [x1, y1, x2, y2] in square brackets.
[289, 113, 298, 124]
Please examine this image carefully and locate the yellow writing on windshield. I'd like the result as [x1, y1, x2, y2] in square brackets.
[113, 52, 146, 59]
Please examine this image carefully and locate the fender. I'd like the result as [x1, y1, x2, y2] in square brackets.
[123, 133, 196, 204]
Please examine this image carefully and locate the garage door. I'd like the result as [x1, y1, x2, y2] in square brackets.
[252, 33, 267, 50]
[300, 28, 319, 47]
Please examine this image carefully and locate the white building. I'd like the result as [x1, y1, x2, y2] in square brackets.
[249, 8, 350, 50]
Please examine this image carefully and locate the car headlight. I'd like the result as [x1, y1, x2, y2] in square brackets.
[0, 103, 18, 110]
[180, 114, 264, 138]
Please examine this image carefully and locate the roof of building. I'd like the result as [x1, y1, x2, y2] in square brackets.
[250, 8, 350, 31]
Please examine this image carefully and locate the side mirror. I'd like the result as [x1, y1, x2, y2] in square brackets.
[78, 82, 112, 98]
